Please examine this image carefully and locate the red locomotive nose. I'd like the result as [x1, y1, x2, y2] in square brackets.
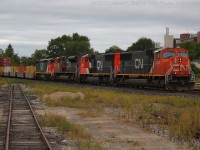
[171, 56, 190, 76]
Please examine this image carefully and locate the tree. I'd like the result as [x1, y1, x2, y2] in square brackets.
[4, 44, 20, 65]
[30, 49, 48, 65]
[12, 54, 20, 66]
[0, 48, 4, 57]
[47, 33, 92, 57]
[180, 42, 200, 60]
[20, 56, 32, 66]
[105, 45, 124, 53]
[127, 37, 155, 51]
[4, 44, 14, 57]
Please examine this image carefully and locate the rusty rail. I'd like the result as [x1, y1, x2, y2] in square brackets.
[18, 84, 52, 150]
[4, 84, 12, 150]
[4, 84, 52, 150]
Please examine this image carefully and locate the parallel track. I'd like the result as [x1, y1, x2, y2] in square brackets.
[4, 83, 52, 150]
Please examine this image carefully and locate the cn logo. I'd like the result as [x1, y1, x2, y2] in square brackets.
[97, 61, 103, 71]
[135, 58, 143, 69]
[40, 63, 44, 70]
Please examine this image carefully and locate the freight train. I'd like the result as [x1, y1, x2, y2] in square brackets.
[0, 48, 195, 91]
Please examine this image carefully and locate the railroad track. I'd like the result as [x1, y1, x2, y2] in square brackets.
[3, 83, 52, 150]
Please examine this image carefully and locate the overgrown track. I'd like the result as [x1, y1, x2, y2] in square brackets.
[4, 84, 52, 150]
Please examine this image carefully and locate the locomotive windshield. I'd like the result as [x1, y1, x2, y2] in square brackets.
[178, 52, 188, 58]
[162, 52, 175, 59]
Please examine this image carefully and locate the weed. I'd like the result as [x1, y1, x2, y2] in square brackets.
[39, 113, 105, 150]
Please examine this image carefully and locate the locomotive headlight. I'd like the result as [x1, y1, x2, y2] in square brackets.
[179, 58, 182, 63]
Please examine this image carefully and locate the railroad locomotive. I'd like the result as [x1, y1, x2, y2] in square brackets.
[0, 48, 195, 91]
[77, 48, 195, 91]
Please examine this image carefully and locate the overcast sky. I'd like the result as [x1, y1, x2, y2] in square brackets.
[0, 0, 200, 56]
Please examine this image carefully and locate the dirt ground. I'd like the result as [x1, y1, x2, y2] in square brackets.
[36, 107, 188, 150]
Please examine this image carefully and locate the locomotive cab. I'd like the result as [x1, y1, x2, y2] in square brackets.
[153, 48, 195, 91]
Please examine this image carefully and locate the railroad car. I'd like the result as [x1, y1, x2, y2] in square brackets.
[78, 48, 195, 90]
[0, 47, 195, 91]
[152, 48, 195, 91]
[16, 66, 26, 78]
[35, 56, 79, 81]
[25, 66, 36, 79]
[0, 57, 11, 67]
[35, 59, 49, 79]
[10, 66, 17, 77]
[3, 66, 11, 77]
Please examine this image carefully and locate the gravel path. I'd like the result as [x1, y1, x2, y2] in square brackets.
[40, 107, 188, 150]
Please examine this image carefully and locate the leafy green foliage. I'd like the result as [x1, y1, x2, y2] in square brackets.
[0, 48, 4, 57]
[127, 37, 155, 51]
[4, 44, 14, 57]
[30, 49, 48, 65]
[4, 44, 20, 66]
[191, 64, 200, 74]
[180, 42, 200, 60]
[47, 33, 92, 57]
[20, 56, 32, 66]
[105, 45, 124, 53]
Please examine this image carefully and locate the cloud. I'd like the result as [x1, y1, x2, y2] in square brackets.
[0, 0, 199, 56]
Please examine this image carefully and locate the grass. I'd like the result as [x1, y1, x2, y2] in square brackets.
[2, 78, 200, 144]
[39, 113, 105, 150]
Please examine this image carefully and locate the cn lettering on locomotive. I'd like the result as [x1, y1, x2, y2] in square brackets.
[135, 58, 143, 69]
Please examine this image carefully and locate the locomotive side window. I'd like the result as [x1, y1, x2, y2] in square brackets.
[178, 52, 188, 58]
[162, 52, 175, 59]
[155, 52, 160, 59]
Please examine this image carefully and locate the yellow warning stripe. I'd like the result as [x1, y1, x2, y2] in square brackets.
[116, 74, 164, 77]
[80, 73, 110, 75]
[35, 72, 51, 75]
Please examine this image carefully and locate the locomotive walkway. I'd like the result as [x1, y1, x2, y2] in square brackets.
[3, 83, 52, 150]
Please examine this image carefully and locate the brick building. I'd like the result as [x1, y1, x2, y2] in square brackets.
[173, 31, 200, 47]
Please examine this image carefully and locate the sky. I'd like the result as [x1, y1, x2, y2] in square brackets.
[0, 0, 200, 56]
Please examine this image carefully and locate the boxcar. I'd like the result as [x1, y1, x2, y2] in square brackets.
[0, 57, 11, 67]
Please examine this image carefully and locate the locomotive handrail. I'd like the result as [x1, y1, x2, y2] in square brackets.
[190, 70, 195, 81]
[165, 67, 173, 85]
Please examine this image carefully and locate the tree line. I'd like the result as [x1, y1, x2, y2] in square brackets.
[0, 33, 155, 66]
